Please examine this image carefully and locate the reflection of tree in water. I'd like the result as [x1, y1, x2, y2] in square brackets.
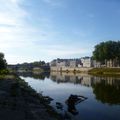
[18, 72, 50, 80]
[92, 79, 120, 105]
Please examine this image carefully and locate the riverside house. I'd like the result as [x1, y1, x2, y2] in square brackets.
[50, 57, 93, 72]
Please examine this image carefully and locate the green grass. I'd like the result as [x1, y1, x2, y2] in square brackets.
[88, 68, 120, 76]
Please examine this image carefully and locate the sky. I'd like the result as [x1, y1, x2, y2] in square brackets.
[0, 0, 120, 64]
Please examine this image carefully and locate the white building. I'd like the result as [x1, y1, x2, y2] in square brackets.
[57, 61, 67, 67]
[69, 60, 77, 67]
[81, 57, 92, 67]
[50, 57, 93, 68]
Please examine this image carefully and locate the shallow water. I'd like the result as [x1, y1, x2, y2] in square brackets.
[20, 72, 120, 120]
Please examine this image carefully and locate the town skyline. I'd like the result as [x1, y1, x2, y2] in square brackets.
[0, 0, 120, 64]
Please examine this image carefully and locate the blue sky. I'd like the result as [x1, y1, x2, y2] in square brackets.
[0, 0, 120, 64]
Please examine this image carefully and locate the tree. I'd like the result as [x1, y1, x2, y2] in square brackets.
[93, 40, 120, 67]
[0, 52, 7, 70]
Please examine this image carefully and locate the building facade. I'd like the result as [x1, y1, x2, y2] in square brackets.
[50, 57, 93, 69]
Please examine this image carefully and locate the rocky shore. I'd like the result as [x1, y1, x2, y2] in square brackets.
[0, 75, 62, 120]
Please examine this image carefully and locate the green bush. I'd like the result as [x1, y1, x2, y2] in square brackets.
[0, 69, 9, 74]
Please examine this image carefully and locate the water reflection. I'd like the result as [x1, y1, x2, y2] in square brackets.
[92, 78, 120, 105]
[50, 72, 120, 105]
[18, 72, 50, 80]
[50, 72, 92, 86]
[20, 72, 120, 105]
[20, 72, 120, 120]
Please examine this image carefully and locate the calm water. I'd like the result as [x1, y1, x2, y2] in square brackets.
[20, 72, 120, 120]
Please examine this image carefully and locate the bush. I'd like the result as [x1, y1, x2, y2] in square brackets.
[0, 69, 9, 74]
[0, 52, 7, 70]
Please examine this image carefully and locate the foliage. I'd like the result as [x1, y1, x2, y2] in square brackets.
[0, 52, 7, 71]
[31, 61, 46, 66]
[8, 60, 48, 72]
[0, 69, 9, 74]
[93, 41, 120, 62]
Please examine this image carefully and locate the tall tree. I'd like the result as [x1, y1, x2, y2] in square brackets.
[93, 40, 120, 67]
[0, 52, 7, 70]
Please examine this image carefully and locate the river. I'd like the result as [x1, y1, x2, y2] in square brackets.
[20, 72, 120, 120]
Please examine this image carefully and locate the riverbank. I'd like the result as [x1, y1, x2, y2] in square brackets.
[0, 74, 62, 120]
[51, 66, 92, 73]
[88, 68, 120, 76]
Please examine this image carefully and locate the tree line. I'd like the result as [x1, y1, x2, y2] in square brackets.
[0, 52, 49, 72]
[93, 40, 120, 67]
[8, 61, 49, 72]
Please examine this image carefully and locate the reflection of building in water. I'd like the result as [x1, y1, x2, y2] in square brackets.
[50, 72, 93, 86]
[50, 73, 81, 84]
[69, 76, 77, 83]
[81, 76, 93, 87]
[50, 72, 120, 87]
[92, 77, 120, 87]
[50, 72, 120, 105]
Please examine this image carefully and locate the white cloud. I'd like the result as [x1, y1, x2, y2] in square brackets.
[0, 0, 92, 64]
[0, 0, 30, 45]
[0, 0, 33, 63]
[5, 54, 35, 64]
[0, 0, 27, 26]
[0, 0, 36, 48]
[46, 49, 88, 56]
[33, 44, 91, 58]
[0, 0, 58, 47]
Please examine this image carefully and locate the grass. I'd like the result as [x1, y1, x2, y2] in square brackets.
[88, 68, 120, 76]
[0, 69, 14, 79]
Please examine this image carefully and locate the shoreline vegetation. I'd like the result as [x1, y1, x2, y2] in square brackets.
[88, 68, 120, 76]
[0, 73, 62, 120]
[50, 67, 120, 76]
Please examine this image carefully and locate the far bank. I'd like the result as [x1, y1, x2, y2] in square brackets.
[51, 67, 120, 76]
[88, 68, 120, 76]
